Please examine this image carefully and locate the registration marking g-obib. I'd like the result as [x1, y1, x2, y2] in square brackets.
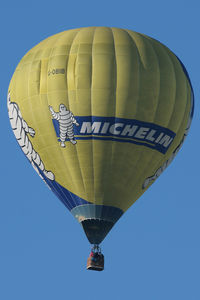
[52, 116, 176, 154]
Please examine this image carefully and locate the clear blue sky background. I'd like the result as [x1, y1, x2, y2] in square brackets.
[1, 1, 199, 299]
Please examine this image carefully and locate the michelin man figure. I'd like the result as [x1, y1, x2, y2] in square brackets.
[7, 92, 55, 181]
[49, 104, 79, 147]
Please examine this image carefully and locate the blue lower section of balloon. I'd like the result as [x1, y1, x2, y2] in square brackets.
[35, 165, 124, 228]
[35, 165, 124, 244]
[35, 165, 90, 211]
[71, 204, 123, 223]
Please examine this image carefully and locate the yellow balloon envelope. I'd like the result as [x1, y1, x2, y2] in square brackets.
[8, 27, 194, 248]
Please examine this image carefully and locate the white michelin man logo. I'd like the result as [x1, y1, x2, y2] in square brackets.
[49, 104, 79, 147]
[7, 92, 55, 181]
[142, 108, 193, 189]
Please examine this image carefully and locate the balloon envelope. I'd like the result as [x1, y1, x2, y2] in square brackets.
[8, 27, 194, 244]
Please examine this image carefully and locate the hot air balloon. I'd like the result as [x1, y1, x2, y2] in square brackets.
[8, 27, 194, 271]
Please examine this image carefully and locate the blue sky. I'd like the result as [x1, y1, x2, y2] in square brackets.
[1, 0, 200, 299]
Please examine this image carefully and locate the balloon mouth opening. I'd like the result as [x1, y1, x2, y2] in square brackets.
[71, 204, 124, 243]
[81, 219, 115, 244]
